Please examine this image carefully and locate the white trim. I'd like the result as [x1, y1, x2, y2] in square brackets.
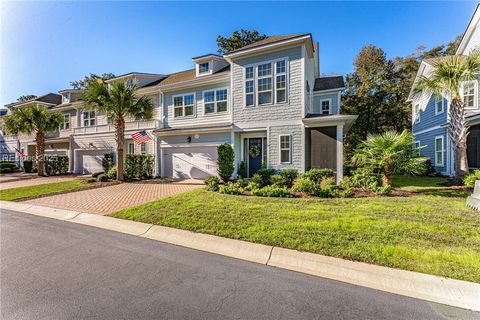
[82, 110, 96, 127]
[413, 140, 421, 157]
[412, 125, 443, 135]
[60, 113, 71, 131]
[160, 142, 225, 148]
[224, 35, 311, 58]
[319, 98, 332, 115]
[172, 92, 196, 119]
[462, 80, 479, 110]
[202, 87, 229, 115]
[196, 61, 213, 77]
[413, 104, 420, 124]
[312, 87, 346, 95]
[435, 96, 445, 115]
[279, 134, 292, 164]
[336, 125, 344, 184]
[337, 92, 341, 113]
[435, 135, 445, 167]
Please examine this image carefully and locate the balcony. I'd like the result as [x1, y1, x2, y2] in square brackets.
[73, 119, 161, 135]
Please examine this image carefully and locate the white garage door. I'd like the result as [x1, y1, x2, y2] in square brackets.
[163, 146, 218, 179]
[75, 150, 111, 174]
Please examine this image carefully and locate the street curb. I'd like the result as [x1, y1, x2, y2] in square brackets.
[1, 200, 479, 312]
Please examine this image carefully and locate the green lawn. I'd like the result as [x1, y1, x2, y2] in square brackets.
[111, 176, 480, 282]
[0, 180, 91, 201]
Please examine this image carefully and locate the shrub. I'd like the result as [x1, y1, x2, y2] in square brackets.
[252, 185, 291, 198]
[219, 182, 244, 195]
[250, 173, 264, 188]
[86, 177, 97, 183]
[279, 169, 299, 188]
[23, 160, 33, 173]
[97, 174, 109, 182]
[92, 171, 104, 178]
[102, 153, 114, 173]
[238, 161, 247, 179]
[236, 178, 249, 188]
[246, 181, 262, 191]
[257, 166, 276, 185]
[107, 166, 117, 180]
[350, 168, 382, 190]
[270, 175, 284, 187]
[0, 162, 16, 173]
[314, 177, 338, 198]
[464, 170, 480, 187]
[44, 155, 69, 175]
[291, 177, 315, 193]
[301, 168, 335, 184]
[204, 176, 220, 191]
[124, 154, 154, 180]
[217, 143, 234, 182]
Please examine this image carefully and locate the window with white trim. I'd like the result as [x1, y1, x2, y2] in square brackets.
[279, 135, 291, 163]
[435, 96, 444, 114]
[204, 89, 228, 114]
[244, 59, 288, 107]
[199, 62, 210, 74]
[413, 141, 421, 157]
[320, 99, 331, 115]
[61, 113, 71, 130]
[463, 81, 476, 108]
[82, 110, 96, 127]
[140, 142, 147, 154]
[173, 94, 195, 118]
[435, 136, 444, 166]
[413, 104, 420, 124]
[127, 142, 135, 155]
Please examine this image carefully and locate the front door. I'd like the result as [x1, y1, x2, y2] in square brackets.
[248, 138, 263, 177]
[467, 124, 480, 169]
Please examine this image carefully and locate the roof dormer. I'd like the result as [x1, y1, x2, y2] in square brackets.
[192, 54, 229, 77]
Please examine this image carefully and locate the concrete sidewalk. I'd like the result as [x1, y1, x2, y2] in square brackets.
[1, 200, 479, 312]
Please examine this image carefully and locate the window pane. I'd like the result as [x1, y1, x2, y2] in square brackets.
[246, 66, 254, 79]
[258, 63, 272, 77]
[174, 97, 183, 106]
[199, 62, 209, 73]
[174, 107, 183, 117]
[184, 95, 194, 106]
[464, 82, 475, 94]
[90, 111, 95, 118]
[276, 60, 286, 73]
[277, 90, 286, 103]
[246, 80, 254, 93]
[281, 150, 290, 163]
[216, 89, 227, 101]
[436, 138, 442, 151]
[322, 101, 330, 114]
[84, 120, 88, 127]
[184, 106, 194, 116]
[90, 118, 95, 126]
[465, 95, 474, 107]
[280, 136, 290, 148]
[258, 78, 272, 91]
[217, 101, 227, 112]
[205, 103, 215, 114]
[204, 91, 214, 103]
[276, 75, 286, 89]
[258, 92, 272, 104]
[246, 94, 254, 106]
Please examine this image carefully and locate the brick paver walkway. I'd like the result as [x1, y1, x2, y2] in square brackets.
[0, 176, 78, 190]
[22, 182, 203, 215]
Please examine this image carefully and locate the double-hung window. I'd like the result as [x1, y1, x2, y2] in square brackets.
[463, 81, 476, 108]
[128, 142, 135, 155]
[140, 143, 147, 154]
[83, 110, 96, 127]
[245, 59, 288, 107]
[173, 94, 195, 118]
[199, 62, 210, 74]
[279, 135, 291, 163]
[435, 96, 444, 114]
[413, 141, 421, 157]
[204, 89, 228, 114]
[61, 113, 71, 130]
[320, 99, 331, 115]
[435, 136, 444, 166]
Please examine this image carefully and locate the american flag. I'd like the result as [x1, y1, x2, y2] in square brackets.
[14, 147, 25, 157]
[131, 130, 152, 144]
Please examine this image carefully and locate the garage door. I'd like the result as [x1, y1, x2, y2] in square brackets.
[163, 146, 218, 179]
[75, 150, 111, 174]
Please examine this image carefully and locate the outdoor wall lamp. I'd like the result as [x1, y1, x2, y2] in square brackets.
[187, 136, 192, 143]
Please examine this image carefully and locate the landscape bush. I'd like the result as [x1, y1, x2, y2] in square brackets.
[219, 181, 244, 195]
[107, 166, 117, 180]
[252, 185, 291, 198]
[102, 153, 115, 173]
[246, 181, 262, 191]
[44, 155, 69, 175]
[217, 144, 235, 182]
[125, 154, 154, 180]
[0, 162, 16, 173]
[204, 176, 220, 191]
[238, 161, 247, 179]
[92, 171, 104, 178]
[236, 178, 249, 188]
[291, 177, 315, 193]
[313, 177, 338, 198]
[23, 160, 33, 173]
[270, 174, 284, 187]
[250, 173, 264, 188]
[97, 174, 109, 182]
[301, 168, 335, 184]
[257, 166, 277, 186]
[464, 170, 480, 187]
[279, 169, 299, 188]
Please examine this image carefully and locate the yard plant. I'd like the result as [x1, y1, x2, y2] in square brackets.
[217, 143, 234, 182]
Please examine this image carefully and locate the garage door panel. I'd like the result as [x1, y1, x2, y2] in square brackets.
[163, 147, 218, 179]
[75, 149, 111, 174]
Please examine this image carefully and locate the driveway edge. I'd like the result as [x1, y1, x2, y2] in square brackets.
[2, 200, 479, 312]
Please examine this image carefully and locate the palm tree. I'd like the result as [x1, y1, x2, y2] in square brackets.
[3, 104, 63, 176]
[413, 52, 480, 178]
[352, 130, 427, 186]
[82, 80, 154, 181]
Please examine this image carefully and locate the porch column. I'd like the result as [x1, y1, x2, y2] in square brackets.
[336, 124, 344, 184]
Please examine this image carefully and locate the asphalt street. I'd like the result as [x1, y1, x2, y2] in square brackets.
[1, 209, 479, 320]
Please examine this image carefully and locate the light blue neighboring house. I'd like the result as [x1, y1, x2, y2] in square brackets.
[409, 6, 480, 175]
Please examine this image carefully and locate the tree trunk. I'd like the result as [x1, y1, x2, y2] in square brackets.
[447, 97, 469, 178]
[35, 130, 45, 176]
[382, 165, 393, 187]
[114, 117, 125, 181]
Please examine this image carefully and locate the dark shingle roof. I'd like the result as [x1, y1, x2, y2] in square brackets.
[314, 76, 345, 92]
[226, 34, 310, 55]
[142, 65, 230, 88]
[423, 55, 466, 66]
[5, 93, 62, 109]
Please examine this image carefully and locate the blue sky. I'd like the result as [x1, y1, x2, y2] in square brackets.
[0, 1, 476, 107]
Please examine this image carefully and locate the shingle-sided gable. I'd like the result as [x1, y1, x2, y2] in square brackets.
[314, 76, 345, 92]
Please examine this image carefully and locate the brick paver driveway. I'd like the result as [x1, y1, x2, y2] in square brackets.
[22, 182, 203, 215]
[0, 176, 78, 190]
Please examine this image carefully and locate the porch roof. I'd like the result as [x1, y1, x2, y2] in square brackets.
[303, 114, 357, 132]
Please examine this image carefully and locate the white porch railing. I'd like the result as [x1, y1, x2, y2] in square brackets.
[74, 120, 161, 135]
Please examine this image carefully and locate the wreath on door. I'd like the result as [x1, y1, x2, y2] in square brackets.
[249, 145, 261, 159]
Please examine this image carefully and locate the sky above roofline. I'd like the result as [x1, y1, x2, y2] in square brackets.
[0, 1, 475, 107]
